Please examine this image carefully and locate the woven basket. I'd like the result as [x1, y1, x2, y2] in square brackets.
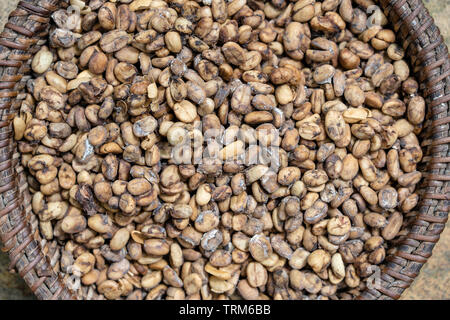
[0, 0, 448, 300]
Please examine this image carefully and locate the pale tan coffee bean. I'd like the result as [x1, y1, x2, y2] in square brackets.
[110, 228, 130, 251]
[32, 46, 53, 74]
[173, 100, 198, 123]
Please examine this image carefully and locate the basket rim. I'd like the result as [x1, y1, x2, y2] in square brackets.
[0, 0, 448, 300]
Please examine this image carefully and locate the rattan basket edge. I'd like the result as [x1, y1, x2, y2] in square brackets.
[0, 0, 447, 300]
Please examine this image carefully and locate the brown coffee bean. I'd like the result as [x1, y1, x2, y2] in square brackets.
[144, 239, 170, 256]
[289, 248, 310, 270]
[304, 198, 328, 224]
[278, 167, 301, 186]
[307, 249, 331, 274]
[325, 110, 346, 141]
[127, 178, 151, 196]
[173, 100, 198, 123]
[107, 259, 130, 280]
[119, 193, 136, 215]
[313, 64, 335, 84]
[210, 250, 232, 267]
[407, 96, 425, 125]
[110, 228, 130, 251]
[74, 252, 95, 275]
[271, 235, 293, 259]
[100, 30, 130, 53]
[327, 216, 351, 236]
[61, 215, 87, 234]
[364, 212, 387, 228]
[378, 186, 398, 209]
[237, 279, 259, 300]
[249, 234, 273, 262]
[184, 273, 202, 295]
[303, 169, 329, 187]
[283, 22, 310, 61]
[344, 85, 365, 107]
[382, 211, 403, 240]
[244, 111, 273, 124]
[94, 181, 113, 203]
[163, 266, 183, 288]
[298, 114, 322, 140]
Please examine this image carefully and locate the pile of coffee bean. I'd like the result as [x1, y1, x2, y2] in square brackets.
[13, 0, 426, 300]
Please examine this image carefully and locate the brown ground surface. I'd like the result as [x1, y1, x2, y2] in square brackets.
[0, 0, 448, 300]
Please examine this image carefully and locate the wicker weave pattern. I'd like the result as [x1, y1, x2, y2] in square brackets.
[0, 0, 447, 300]
[0, 0, 75, 300]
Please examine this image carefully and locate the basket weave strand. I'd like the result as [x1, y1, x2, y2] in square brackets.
[0, 0, 448, 300]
